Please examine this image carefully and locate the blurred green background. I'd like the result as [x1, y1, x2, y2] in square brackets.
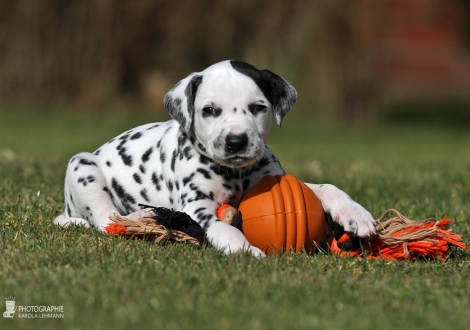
[1, 0, 470, 126]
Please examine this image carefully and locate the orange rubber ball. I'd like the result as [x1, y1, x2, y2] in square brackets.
[238, 174, 325, 255]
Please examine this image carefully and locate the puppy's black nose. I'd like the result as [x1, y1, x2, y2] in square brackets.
[225, 133, 248, 153]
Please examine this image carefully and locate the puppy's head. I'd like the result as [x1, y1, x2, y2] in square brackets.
[164, 60, 297, 168]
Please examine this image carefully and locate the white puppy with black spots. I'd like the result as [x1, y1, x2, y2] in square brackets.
[54, 60, 376, 257]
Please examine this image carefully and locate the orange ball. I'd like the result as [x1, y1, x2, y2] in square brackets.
[238, 174, 325, 255]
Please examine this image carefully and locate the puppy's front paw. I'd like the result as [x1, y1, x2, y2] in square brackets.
[331, 201, 376, 237]
[126, 208, 158, 221]
[206, 221, 265, 258]
[246, 245, 266, 259]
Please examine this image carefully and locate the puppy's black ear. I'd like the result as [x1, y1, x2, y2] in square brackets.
[164, 74, 203, 132]
[260, 70, 297, 126]
[230, 60, 297, 126]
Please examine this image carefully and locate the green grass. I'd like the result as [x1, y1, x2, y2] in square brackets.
[1, 108, 470, 330]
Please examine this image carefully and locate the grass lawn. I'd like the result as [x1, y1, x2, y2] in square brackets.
[1, 108, 470, 330]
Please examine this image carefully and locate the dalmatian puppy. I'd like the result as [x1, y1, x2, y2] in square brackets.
[54, 60, 376, 257]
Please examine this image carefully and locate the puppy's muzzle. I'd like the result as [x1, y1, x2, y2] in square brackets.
[225, 133, 248, 154]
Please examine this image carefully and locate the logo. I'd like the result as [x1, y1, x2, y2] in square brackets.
[3, 296, 16, 319]
[2, 296, 64, 319]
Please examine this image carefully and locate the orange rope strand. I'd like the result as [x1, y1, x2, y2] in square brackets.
[330, 210, 466, 260]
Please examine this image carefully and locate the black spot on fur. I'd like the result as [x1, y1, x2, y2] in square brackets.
[139, 164, 146, 174]
[167, 180, 174, 192]
[210, 163, 240, 182]
[151, 172, 162, 191]
[119, 134, 130, 141]
[187, 188, 213, 202]
[199, 155, 211, 165]
[130, 132, 142, 140]
[178, 133, 188, 148]
[174, 97, 182, 106]
[223, 183, 232, 190]
[171, 150, 177, 172]
[94, 149, 101, 155]
[77, 177, 87, 187]
[141, 147, 153, 163]
[140, 189, 150, 202]
[160, 151, 166, 163]
[79, 158, 97, 166]
[66, 203, 71, 216]
[197, 168, 211, 179]
[258, 156, 270, 167]
[194, 207, 205, 214]
[133, 173, 142, 184]
[197, 212, 208, 220]
[118, 147, 133, 166]
[182, 173, 195, 186]
[197, 143, 207, 153]
[181, 192, 188, 206]
[111, 178, 136, 211]
[147, 123, 160, 130]
[197, 214, 215, 230]
[106, 161, 112, 167]
[234, 183, 241, 192]
[183, 146, 192, 160]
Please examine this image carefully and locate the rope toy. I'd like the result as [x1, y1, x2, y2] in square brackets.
[328, 209, 466, 260]
[105, 205, 205, 246]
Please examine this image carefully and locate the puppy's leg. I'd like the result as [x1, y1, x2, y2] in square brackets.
[304, 183, 376, 237]
[54, 152, 121, 232]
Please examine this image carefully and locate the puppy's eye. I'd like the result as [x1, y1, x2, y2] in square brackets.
[249, 104, 267, 113]
[202, 107, 222, 117]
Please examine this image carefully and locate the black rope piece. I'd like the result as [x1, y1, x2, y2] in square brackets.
[138, 204, 206, 245]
